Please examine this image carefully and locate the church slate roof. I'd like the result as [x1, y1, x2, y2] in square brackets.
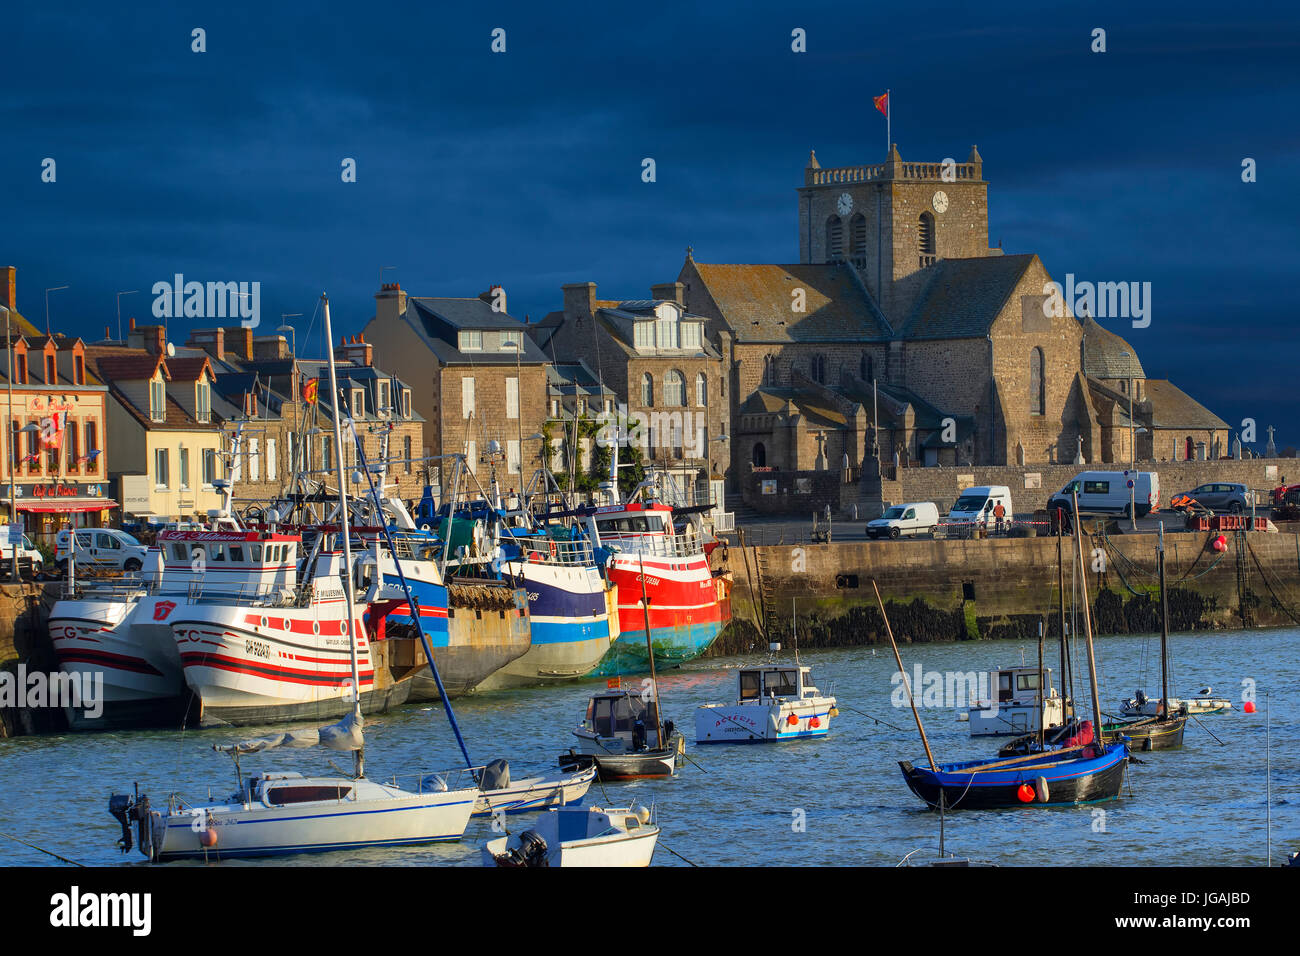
[1142, 379, 1228, 430]
[899, 254, 1037, 340]
[1081, 317, 1146, 379]
[690, 263, 891, 343]
[738, 387, 848, 428]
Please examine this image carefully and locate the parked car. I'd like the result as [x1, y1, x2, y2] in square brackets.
[1047, 470, 1160, 521]
[868, 502, 940, 539]
[1171, 482, 1248, 514]
[55, 527, 149, 573]
[0, 534, 44, 574]
[947, 485, 1014, 534]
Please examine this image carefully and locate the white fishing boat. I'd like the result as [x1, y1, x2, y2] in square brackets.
[967, 664, 1066, 737]
[1121, 686, 1232, 717]
[470, 759, 596, 817]
[481, 804, 659, 867]
[695, 654, 837, 744]
[109, 712, 478, 861]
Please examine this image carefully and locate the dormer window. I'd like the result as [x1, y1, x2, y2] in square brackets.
[401, 388, 412, 418]
[45, 353, 56, 384]
[196, 380, 211, 423]
[459, 331, 483, 351]
[244, 391, 258, 418]
[149, 377, 166, 422]
[634, 322, 654, 350]
[377, 380, 391, 415]
[351, 387, 365, 418]
[655, 317, 678, 350]
[74, 354, 85, 385]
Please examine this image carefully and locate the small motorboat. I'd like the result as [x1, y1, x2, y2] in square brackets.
[695, 657, 836, 744]
[1121, 686, 1231, 717]
[482, 804, 659, 867]
[470, 759, 596, 817]
[559, 688, 684, 780]
[967, 664, 1067, 737]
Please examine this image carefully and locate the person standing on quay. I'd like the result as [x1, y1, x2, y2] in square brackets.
[993, 500, 1006, 535]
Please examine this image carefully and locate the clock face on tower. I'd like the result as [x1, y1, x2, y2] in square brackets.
[932, 190, 949, 214]
[837, 193, 853, 216]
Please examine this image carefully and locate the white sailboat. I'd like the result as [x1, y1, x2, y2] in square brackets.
[107, 293, 479, 861]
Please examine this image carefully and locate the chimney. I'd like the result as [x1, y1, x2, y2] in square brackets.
[222, 325, 254, 361]
[187, 327, 226, 361]
[335, 331, 373, 367]
[1, 266, 15, 313]
[253, 335, 289, 361]
[130, 323, 167, 355]
[374, 282, 408, 326]
[650, 281, 685, 306]
[479, 285, 507, 314]
[562, 281, 597, 322]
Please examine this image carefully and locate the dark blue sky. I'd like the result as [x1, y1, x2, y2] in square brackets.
[3, 1, 1297, 447]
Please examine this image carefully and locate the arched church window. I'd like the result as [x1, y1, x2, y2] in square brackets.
[752, 442, 766, 468]
[918, 212, 936, 257]
[1030, 347, 1045, 416]
[811, 354, 826, 384]
[860, 352, 873, 382]
[826, 216, 843, 259]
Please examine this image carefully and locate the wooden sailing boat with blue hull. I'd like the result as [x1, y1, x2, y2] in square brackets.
[894, 488, 1129, 810]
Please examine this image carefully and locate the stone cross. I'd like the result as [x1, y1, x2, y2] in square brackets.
[1267, 425, 1277, 458]
[1074, 436, 1085, 465]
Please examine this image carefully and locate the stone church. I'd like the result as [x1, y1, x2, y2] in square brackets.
[674, 145, 1227, 499]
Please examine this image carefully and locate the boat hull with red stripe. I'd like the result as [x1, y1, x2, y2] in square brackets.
[48, 590, 190, 730]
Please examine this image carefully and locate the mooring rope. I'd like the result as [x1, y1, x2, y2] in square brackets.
[0, 829, 84, 866]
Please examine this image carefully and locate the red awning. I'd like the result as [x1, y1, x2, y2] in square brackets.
[15, 499, 120, 513]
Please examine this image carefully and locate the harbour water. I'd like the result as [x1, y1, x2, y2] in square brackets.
[2, 626, 1295, 866]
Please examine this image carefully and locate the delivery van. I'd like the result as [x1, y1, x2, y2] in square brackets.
[947, 485, 1014, 534]
[1047, 470, 1159, 520]
[867, 502, 940, 539]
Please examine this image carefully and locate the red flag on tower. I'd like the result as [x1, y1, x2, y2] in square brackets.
[873, 92, 888, 116]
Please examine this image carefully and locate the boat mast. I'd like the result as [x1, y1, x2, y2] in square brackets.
[1157, 521, 1169, 716]
[1056, 525, 1070, 719]
[1037, 619, 1045, 751]
[321, 293, 365, 779]
[637, 551, 665, 750]
[1069, 489, 1104, 736]
[873, 580, 936, 771]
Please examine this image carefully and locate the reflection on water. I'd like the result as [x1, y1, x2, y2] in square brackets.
[2, 628, 1296, 867]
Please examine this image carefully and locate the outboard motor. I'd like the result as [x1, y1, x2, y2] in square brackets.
[494, 830, 550, 867]
[479, 759, 511, 791]
[108, 788, 154, 859]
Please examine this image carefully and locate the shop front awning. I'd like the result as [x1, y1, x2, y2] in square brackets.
[14, 499, 120, 513]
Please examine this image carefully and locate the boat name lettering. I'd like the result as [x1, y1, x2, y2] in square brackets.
[244, 639, 270, 660]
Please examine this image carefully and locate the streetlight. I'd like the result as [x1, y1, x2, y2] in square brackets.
[44, 285, 69, 336]
[116, 291, 138, 342]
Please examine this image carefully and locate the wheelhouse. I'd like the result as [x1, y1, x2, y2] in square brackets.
[583, 691, 662, 739]
[736, 664, 820, 702]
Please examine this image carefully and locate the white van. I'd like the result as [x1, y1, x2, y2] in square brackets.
[947, 485, 1014, 534]
[1047, 470, 1160, 520]
[867, 502, 940, 539]
[55, 527, 150, 573]
[0, 534, 44, 574]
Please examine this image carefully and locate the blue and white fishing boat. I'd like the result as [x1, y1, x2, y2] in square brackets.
[477, 531, 617, 688]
